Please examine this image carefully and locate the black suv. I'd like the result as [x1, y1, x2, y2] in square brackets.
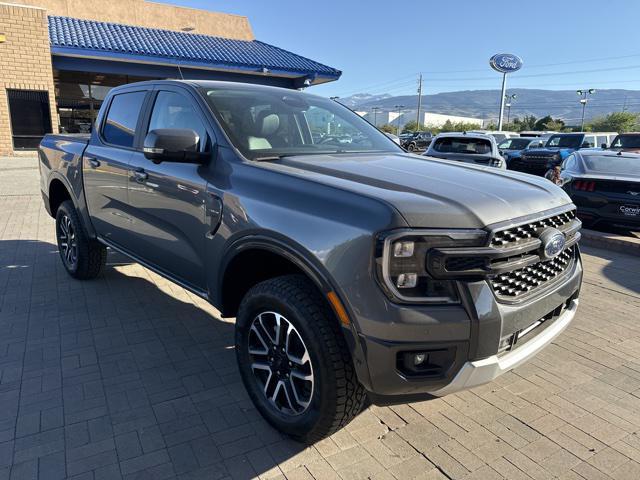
[401, 131, 433, 151]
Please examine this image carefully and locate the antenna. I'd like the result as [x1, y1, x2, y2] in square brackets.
[177, 65, 185, 80]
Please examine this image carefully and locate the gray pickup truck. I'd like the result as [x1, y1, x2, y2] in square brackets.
[39, 80, 583, 442]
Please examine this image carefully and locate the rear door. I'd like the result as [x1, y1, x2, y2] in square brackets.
[84, 88, 149, 246]
[126, 85, 213, 290]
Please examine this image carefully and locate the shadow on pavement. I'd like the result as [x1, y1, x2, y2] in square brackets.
[0, 239, 312, 478]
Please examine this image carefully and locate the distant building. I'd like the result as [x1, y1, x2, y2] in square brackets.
[355, 109, 485, 129]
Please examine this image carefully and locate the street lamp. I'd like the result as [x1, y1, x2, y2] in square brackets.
[504, 93, 517, 125]
[394, 104, 405, 135]
[577, 89, 596, 131]
[371, 106, 382, 127]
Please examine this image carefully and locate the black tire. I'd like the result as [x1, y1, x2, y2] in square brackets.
[55, 200, 106, 280]
[235, 274, 366, 443]
[406, 143, 416, 152]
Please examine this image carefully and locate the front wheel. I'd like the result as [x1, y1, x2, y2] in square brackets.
[406, 143, 416, 152]
[55, 200, 106, 279]
[235, 275, 366, 443]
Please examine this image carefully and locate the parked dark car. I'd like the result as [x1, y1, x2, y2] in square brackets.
[511, 132, 617, 176]
[38, 79, 583, 442]
[556, 150, 640, 230]
[498, 137, 544, 167]
[401, 131, 433, 151]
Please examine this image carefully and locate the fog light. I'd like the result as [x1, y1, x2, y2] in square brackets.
[414, 353, 426, 365]
[393, 241, 414, 257]
[396, 273, 417, 289]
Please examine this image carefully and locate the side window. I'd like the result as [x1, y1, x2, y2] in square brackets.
[102, 91, 146, 148]
[582, 136, 595, 148]
[148, 91, 208, 151]
[597, 135, 608, 147]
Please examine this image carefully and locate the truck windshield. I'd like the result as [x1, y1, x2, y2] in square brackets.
[545, 135, 582, 149]
[498, 138, 533, 150]
[202, 86, 401, 160]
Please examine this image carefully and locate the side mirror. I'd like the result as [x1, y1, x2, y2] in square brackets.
[143, 129, 208, 164]
[601, 143, 608, 149]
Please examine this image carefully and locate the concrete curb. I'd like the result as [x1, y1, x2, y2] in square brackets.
[580, 229, 640, 256]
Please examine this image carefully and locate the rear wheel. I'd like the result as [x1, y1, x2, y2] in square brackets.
[55, 200, 106, 279]
[235, 275, 366, 443]
[406, 143, 416, 152]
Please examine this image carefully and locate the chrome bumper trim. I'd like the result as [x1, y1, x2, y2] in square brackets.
[431, 299, 578, 396]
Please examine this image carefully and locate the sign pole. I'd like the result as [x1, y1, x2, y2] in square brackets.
[489, 53, 523, 132]
[498, 72, 507, 131]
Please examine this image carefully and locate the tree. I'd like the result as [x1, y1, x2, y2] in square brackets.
[378, 124, 396, 134]
[587, 112, 639, 133]
[402, 121, 433, 133]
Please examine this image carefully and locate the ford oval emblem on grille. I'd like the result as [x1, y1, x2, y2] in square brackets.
[539, 228, 566, 260]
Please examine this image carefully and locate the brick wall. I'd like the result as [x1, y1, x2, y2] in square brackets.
[0, 3, 58, 155]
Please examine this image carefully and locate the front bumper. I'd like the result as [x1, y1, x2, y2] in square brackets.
[431, 297, 578, 396]
[352, 251, 582, 404]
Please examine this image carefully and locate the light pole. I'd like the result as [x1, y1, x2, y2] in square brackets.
[577, 89, 595, 131]
[504, 93, 517, 125]
[371, 106, 382, 127]
[394, 104, 405, 135]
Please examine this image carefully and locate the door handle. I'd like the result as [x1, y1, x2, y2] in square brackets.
[87, 157, 100, 168]
[133, 169, 148, 183]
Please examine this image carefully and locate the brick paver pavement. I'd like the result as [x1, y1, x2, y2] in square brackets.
[1, 158, 640, 479]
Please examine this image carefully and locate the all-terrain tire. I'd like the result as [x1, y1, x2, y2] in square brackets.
[55, 200, 107, 280]
[235, 274, 366, 443]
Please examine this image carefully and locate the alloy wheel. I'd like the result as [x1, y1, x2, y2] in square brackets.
[58, 214, 78, 268]
[247, 311, 314, 416]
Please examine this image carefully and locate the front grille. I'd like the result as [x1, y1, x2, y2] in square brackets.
[490, 247, 574, 299]
[491, 210, 576, 248]
[522, 154, 554, 163]
[445, 256, 486, 271]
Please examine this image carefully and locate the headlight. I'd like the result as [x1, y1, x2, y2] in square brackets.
[376, 229, 487, 304]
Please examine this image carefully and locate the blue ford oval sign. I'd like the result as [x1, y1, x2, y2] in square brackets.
[490, 53, 523, 74]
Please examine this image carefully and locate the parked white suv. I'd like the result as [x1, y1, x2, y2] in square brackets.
[423, 132, 506, 169]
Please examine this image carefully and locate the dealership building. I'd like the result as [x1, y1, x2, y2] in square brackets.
[0, 0, 340, 155]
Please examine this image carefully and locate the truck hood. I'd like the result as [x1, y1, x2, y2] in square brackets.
[264, 153, 572, 228]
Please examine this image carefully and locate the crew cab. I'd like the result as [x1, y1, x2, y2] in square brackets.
[39, 80, 583, 442]
[512, 132, 617, 176]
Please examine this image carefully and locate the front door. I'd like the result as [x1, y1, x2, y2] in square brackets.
[126, 87, 213, 290]
[84, 89, 148, 246]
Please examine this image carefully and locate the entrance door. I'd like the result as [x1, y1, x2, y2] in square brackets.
[7, 90, 52, 149]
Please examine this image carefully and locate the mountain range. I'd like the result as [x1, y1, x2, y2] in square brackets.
[336, 89, 640, 124]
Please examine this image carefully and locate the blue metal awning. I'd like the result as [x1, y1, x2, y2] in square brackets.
[48, 16, 341, 86]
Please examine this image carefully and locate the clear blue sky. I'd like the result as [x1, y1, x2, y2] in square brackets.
[164, 0, 640, 98]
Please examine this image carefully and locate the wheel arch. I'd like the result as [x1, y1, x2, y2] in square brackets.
[218, 235, 373, 390]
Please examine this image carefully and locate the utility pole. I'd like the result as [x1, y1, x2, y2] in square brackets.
[394, 104, 405, 135]
[371, 106, 382, 127]
[416, 73, 423, 130]
[577, 89, 595, 131]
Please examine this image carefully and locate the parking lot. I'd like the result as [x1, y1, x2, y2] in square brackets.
[1, 157, 640, 480]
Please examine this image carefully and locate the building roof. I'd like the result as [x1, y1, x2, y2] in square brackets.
[48, 16, 340, 82]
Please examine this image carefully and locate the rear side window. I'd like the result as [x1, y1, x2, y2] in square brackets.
[102, 91, 146, 148]
[433, 137, 492, 154]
